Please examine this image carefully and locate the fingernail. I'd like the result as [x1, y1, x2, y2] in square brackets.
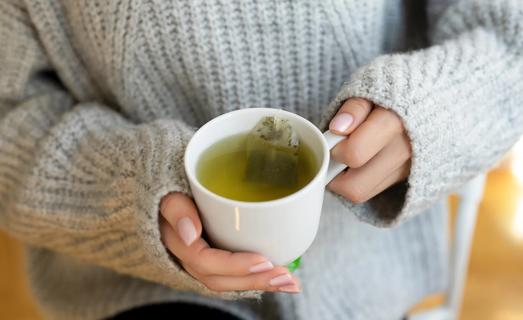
[270, 274, 294, 287]
[177, 217, 197, 246]
[249, 261, 274, 273]
[278, 284, 301, 293]
[330, 113, 353, 132]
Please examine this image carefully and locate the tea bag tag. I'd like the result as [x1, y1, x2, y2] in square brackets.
[245, 116, 300, 187]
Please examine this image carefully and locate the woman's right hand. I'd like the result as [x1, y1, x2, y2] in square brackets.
[160, 193, 301, 293]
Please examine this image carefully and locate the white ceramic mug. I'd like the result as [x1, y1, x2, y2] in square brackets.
[184, 108, 347, 265]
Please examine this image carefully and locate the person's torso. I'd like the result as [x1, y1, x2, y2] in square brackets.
[28, 0, 428, 127]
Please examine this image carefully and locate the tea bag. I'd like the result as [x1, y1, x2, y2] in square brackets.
[245, 116, 299, 187]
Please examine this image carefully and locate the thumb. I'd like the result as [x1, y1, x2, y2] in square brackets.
[329, 98, 373, 135]
[160, 192, 202, 246]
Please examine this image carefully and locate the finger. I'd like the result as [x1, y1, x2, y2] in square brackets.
[277, 275, 302, 293]
[184, 264, 301, 293]
[160, 193, 202, 246]
[328, 133, 411, 203]
[160, 221, 273, 277]
[329, 98, 373, 135]
[331, 106, 405, 168]
[365, 161, 410, 200]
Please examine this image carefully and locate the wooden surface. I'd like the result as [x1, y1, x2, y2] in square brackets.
[0, 233, 42, 319]
[459, 167, 523, 320]
[2, 160, 523, 319]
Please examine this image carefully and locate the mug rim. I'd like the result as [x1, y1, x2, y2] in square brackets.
[184, 108, 330, 208]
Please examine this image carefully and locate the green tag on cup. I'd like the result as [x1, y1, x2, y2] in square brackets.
[287, 256, 301, 273]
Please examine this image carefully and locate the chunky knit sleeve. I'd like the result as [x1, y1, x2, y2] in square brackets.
[321, 0, 523, 227]
[0, 1, 258, 300]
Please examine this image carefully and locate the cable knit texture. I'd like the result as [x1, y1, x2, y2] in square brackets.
[319, 0, 523, 227]
[0, 0, 521, 319]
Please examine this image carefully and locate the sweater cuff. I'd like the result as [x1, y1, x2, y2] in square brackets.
[319, 32, 518, 226]
[128, 120, 262, 300]
[318, 54, 441, 227]
[319, 69, 439, 226]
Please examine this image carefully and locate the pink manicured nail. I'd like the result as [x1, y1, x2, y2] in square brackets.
[177, 217, 197, 246]
[330, 113, 353, 132]
[249, 261, 274, 273]
[278, 284, 301, 293]
[269, 274, 294, 287]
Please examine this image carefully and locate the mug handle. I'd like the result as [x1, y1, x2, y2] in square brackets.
[286, 131, 346, 272]
[323, 131, 348, 185]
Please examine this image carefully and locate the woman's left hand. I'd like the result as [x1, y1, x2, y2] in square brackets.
[327, 98, 412, 203]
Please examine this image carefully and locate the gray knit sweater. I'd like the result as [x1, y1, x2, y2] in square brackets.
[1, 0, 522, 319]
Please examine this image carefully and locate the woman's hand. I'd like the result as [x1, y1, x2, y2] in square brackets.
[159, 193, 301, 293]
[327, 98, 412, 203]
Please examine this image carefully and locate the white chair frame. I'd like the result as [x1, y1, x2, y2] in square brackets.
[409, 174, 487, 320]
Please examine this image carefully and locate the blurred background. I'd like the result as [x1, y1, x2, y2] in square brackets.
[2, 141, 523, 319]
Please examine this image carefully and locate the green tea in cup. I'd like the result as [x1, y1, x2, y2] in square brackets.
[197, 132, 318, 202]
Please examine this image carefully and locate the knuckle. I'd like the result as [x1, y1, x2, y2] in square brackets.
[253, 278, 271, 292]
[394, 135, 412, 163]
[343, 142, 367, 168]
[381, 109, 404, 133]
[342, 183, 368, 204]
[182, 262, 208, 284]
[390, 117, 404, 134]
[160, 194, 176, 215]
[202, 278, 223, 292]
[348, 98, 371, 113]
[192, 262, 212, 276]
[192, 252, 215, 275]
[401, 147, 412, 162]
